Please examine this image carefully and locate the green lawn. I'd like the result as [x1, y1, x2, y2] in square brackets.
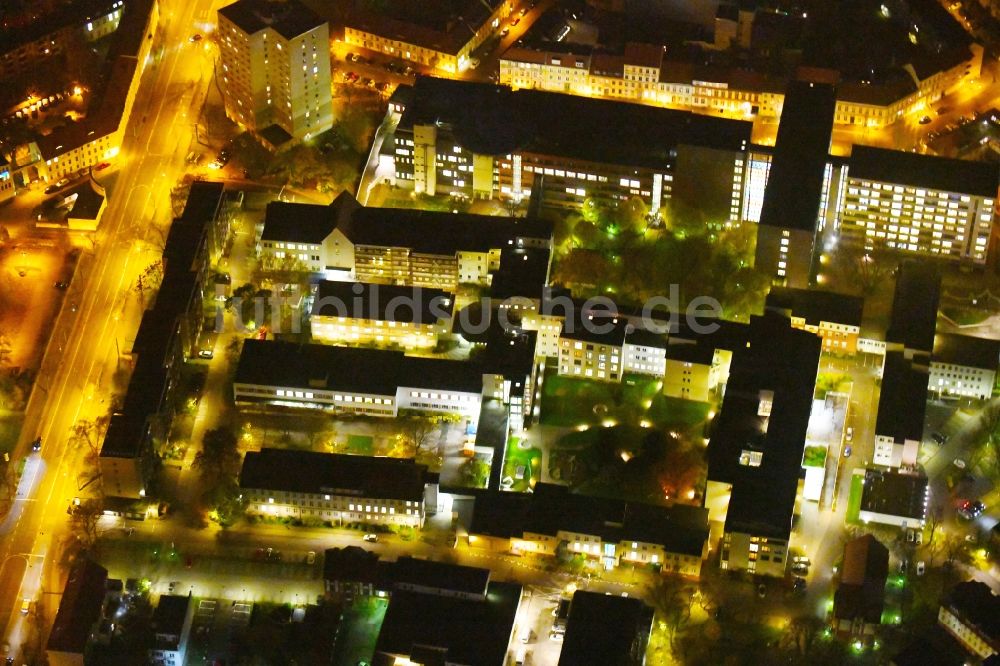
[802, 445, 827, 468]
[0, 413, 24, 456]
[502, 444, 542, 492]
[331, 598, 387, 666]
[846, 474, 864, 525]
[346, 434, 374, 455]
[539, 369, 711, 431]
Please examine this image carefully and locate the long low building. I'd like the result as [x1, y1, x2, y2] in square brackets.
[239, 448, 432, 527]
[467, 483, 709, 577]
[931, 333, 999, 400]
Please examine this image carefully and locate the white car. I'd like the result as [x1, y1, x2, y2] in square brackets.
[916, 561, 926, 576]
[363, 533, 378, 543]
[845, 426, 854, 442]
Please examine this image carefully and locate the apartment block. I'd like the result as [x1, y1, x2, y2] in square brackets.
[938, 581, 1000, 661]
[706, 313, 822, 577]
[310, 281, 454, 350]
[467, 484, 709, 578]
[765, 286, 864, 355]
[838, 146, 998, 264]
[556, 314, 667, 382]
[558, 592, 654, 666]
[217, 0, 333, 146]
[338, 0, 512, 74]
[149, 595, 194, 666]
[930, 333, 999, 400]
[857, 468, 929, 529]
[239, 449, 432, 527]
[385, 77, 752, 216]
[833, 535, 889, 640]
[256, 191, 552, 289]
[46, 560, 115, 666]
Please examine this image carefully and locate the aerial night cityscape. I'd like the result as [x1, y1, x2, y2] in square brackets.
[5, 1, 1000, 666]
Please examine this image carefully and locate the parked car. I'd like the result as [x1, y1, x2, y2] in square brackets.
[54, 281, 69, 290]
[501, 28, 510, 37]
[953, 458, 966, 469]
[363, 533, 378, 542]
[959, 500, 985, 519]
[843, 445, 852, 458]
[44, 178, 70, 194]
[307, 551, 316, 564]
[845, 426, 854, 442]
[916, 561, 926, 576]
[919, 115, 932, 124]
[931, 431, 948, 444]
[20, 598, 29, 614]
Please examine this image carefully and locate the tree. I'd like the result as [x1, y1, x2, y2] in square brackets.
[70, 498, 103, 547]
[647, 576, 695, 651]
[134, 260, 164, 307]
[552, 248, 611, 288]
[229, 283, 273, 331]
[193, 427, 241, 480]
[69, 415, 111, 456]
[460, 457, 491, 488]
[831, 242, 895, 296]
[398, 413, 458, 458]
[784, 615, 825, 656]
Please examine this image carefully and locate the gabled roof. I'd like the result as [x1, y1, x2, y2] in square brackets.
[943, 580, 1000, 647]
[834, 534, 889, 624]
[47, 559, 108, 654]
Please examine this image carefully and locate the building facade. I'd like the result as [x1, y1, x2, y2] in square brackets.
[217, 0, 333, 145]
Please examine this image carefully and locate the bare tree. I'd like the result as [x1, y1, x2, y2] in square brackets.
[831, 242, 896, 296]
[69, 415, 111, 456]
[647, 576, 695, 651]
[70, 499, 103, 548]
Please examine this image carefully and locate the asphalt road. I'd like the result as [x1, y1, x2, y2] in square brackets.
[0, 0, 220, 658]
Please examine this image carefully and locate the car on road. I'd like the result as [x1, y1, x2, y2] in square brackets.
[363, 533, 378, 542]
[360, 77, 372, 87]
[54, 281, 69, 289]
[20, 598, 30, 614]
[958, 500, 985, 519]
[792, 555, 810, 565]
[511, 17, 521, 26]
[307, 551, 316, 564]
[791, 563, 809, 576]
[757, 583, 767, 598]
[347, 53, 359, 62]
[190, 33, 202, 42]
[31, 437, 41, 452]
[843, 445, 852, 458]
[953, 458, 966, 469]
[916, 561, 926, 576]
[44, 178, 70, 194]
[792, 577, 807, 594]
[845, 426, 853, 441]
[501, 28, 510, 37]
[919, 115, 932, 124]
[931, 431, 948, 444]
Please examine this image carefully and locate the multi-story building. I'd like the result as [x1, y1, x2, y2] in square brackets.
[46, 560, 113, 666]
[467, 484, 709, 577]
[558, 592, 654, 666]
[706, 313, 822, 577]
[765, 287, 865, 355]
[938, 581, 1000, 661]
[857, 468, 929, 529]
[556, 314, 667, 382]
[256, 191, 552, 289]
[832, 535, 889, 641]
[217, 0, 333, 146]
[385, 77, 752, 217]
[930, 333, 999, 400]
[754, 80, 837, 287]
[338, 0, 512, 74]
[148, 595, 194, 666]
[239, 448, 432, 527]
[310, 281, 454, 350]
[838, 146, 998, 265]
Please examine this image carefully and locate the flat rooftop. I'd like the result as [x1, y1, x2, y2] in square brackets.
[875, 352, 928, 444]
[765, 286, 864, 328]
[848, 145, 998, 198]
[933, 332, 1000, 371]
[558, 591, 654, 666]
[392, 556, 490, 597]
[395, 77, 752, 169]
[47, 559, 109, 654]
[860, 468, 928, 521]
[312, 281, 453, 325]
[239, 448, 428, 501]
[887, 261, 941, 353]
[758, 80, 837, 233]
[219, 0, 326, 39]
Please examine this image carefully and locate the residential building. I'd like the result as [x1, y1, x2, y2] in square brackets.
[873, 352, 926, 468]
[706, 313, 822, 577]
[391, 557, 492, 601]
[46, 560, 112, 666]
[857, 468, 929, 529]
[384, 76, 752, 216]
[217, 0, 333, 146]
[754, 80, 837, 287]
[558, 591, 654, 666]
[467, 484, 709, 578]
[833, 535, 890, 640]
[662, 318, 749, 402]
[338, 0, 512, 74]
[374, 579, 523, 666]
[938, 581, 1000, 661]
[886, 261, 942, 356]
[838, 146, 998, 265]
[256, 191, 552, 289]
[99, 182, 228, 498]
[765, 286, 864, 354]
[239, 448, 432, 527]
[149, 594, 194, 666]
[322, 546, 386, 598]
[556, 313, 667, 382]
[309, 281, 454, 350]
[930, 333, 999, 400]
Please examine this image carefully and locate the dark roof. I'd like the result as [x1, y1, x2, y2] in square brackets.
[259, 123, 294, 148]
[859, 469, 928, 521]
[391, 557, 490, 597]
[874, 351, 928, 443]
[758, 81, 836, 232]
[323, 546, 381, 584]
[707, 313, 822, 539]
[152, 595, 191, 635]
[943, 581, 1000, 644]
[180, 181, 225, 222]
[490, 248, 550, 302]
[0, 0, 118, 55]
[259, 201, 340, 244]
[312, 281, 453, 324]
[471, 484, 709, 558]
[887, 261, 941, 352]
[663, 339, 717, 364]
[559, 312, 630, 347]
[891, 633, 967, 666]
[933, 333, 1000, 371]
[47, 559, 108, 654]
[234, 339, 485, 395]
[396, 77, 752, 169]
[558, 591, 654, 666]
[374, 581, 522, 666]
[218, 0, 325, 39]
[834, 535, 889, 624]
[239, 448, 428, 501]
[765, 287, 864, 328]
[849, 145, 999, 198]
[66, 181, 105, 220]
